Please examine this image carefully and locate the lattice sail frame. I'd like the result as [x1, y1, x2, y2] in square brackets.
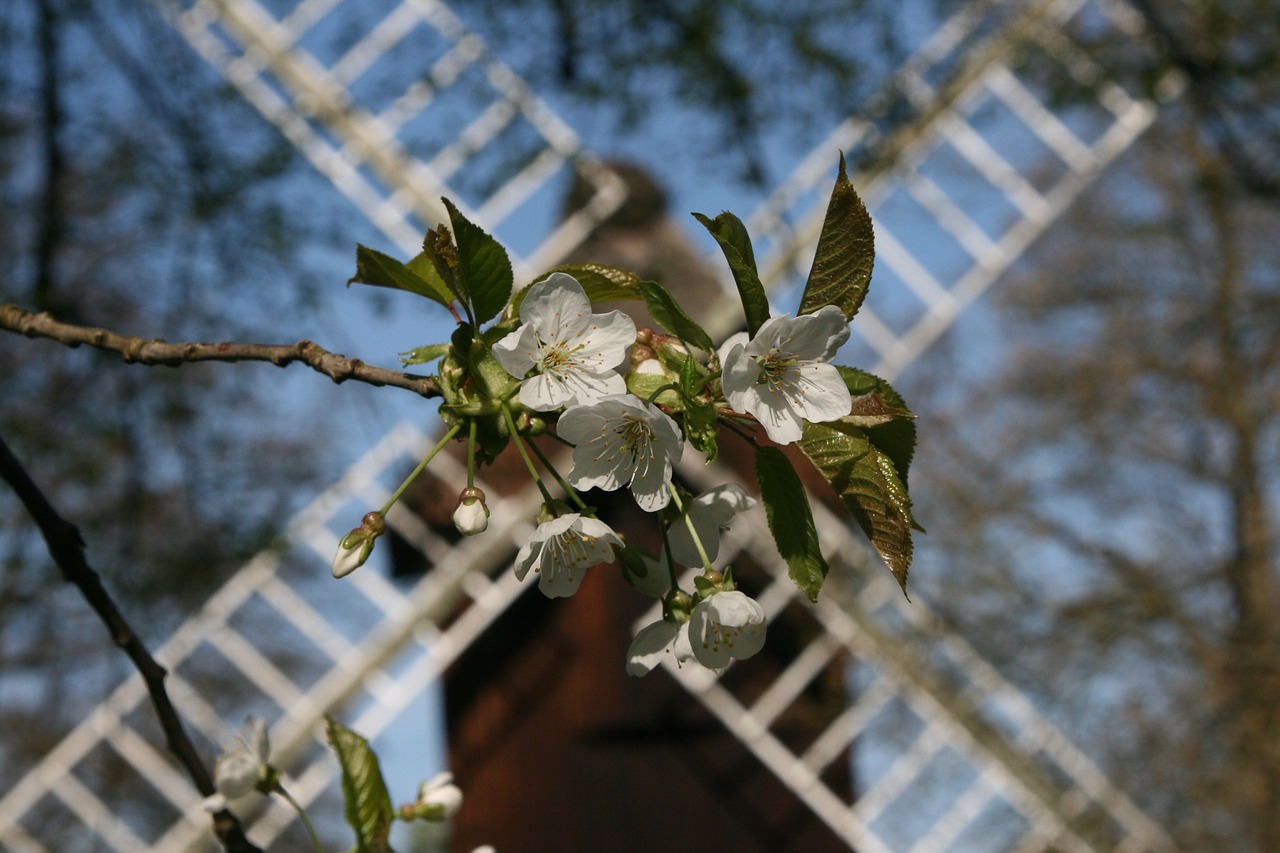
[0, 0, 1182, 849]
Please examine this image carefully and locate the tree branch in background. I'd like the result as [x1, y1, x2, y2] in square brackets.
[0, 304, 442, 398]
[0, 435, 264, 853]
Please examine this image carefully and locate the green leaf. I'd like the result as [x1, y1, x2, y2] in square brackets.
[684, 399, 718, 462]
[836, 366, 916, 490]
[326, 716, 395, 853]
[755, 446, 830, 602]
[513, 264, 646, 319]
[399, 342, 451, 365]
[796, 421, 915, 594]
[443, 199, 513, 324]
[693, 210, 770, 336]
[349, 245, 455, 308]
[636, 281, 715, 351]
[799, 153, 875, 321]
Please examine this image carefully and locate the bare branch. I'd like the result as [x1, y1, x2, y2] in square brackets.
[0, 303, 442, 398]
[0, 434, 264, 853]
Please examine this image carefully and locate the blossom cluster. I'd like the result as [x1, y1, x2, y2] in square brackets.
[337, 163, 919, 677]
[335, 270, 857, 675]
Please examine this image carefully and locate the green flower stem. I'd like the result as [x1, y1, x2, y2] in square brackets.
[667, 483, 715, 573]
[645, 382, 679, 407]
[379, 422, 463, 516]
[467, 418, 477, 489]
[659, 513, 681, 598]
[274, 785, 325, 853]
[500, 402, 557, 507]
[524, 435, 590, 513]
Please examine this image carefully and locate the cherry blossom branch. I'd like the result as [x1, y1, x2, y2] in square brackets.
[0, 303, 441, 398]
[0, 434, 264, 853]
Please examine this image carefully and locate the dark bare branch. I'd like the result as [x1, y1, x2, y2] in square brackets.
[0, 434, 264, 853]
[0, 303, 441, 398]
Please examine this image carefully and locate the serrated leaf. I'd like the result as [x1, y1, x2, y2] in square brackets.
[512, 263, 646, 318]
[636, 281, 714, 351]
[693, 211, 770, 336]
[799, 154, 875, 321]
[399, 342, 451, 365]
[326, 716, 395, 853]
[443, 198, 513, 324]
[840, 392, 916, 428]
[836, 366, 916, 489]
[756, 446, 830, 602]
[796, 421, 915, 594]
[349, 245, 455, 308]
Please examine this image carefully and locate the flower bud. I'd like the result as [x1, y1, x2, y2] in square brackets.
[399, 771, 464, 822]
[332, 512, 386, 578]
[453, 487, 490, 536]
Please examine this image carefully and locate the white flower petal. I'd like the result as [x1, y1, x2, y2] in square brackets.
[491, 324, 540, 378]
[626, 619, 681, 677]
[513, 514, 620, 599]
[689, 590, 767, 669]
[562, 395, 683, 511]
[567, 310, 636, 369]
[789, 361, 853, 424]
[668, 484, 757, 567]
[520, 273, 592, 341]
[786, 305, 851, 360]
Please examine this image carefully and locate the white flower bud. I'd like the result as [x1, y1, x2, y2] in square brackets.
[418, 771, 464, 817]
[332, 512, 385, 578]
[452, 487, 490, 536]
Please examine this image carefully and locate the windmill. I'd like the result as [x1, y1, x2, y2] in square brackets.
[0, 0, 1182, 850]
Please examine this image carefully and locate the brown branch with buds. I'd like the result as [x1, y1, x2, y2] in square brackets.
[0, 434, 264, 853]
[0, 303, 442, 398]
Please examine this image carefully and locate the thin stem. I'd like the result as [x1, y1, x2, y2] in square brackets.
[525, 434, 590, 512]
[501, 403, 556, 506]
[668, 483, 715, 572]
[275, 785, 325, 853]
[380, 423, 463, 515]
[645, 382, 679, 406]
[466, 419, 477, 489]
[659, 513, 681, 597]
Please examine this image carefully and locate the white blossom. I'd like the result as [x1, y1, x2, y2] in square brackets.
[719, 305, 852, 444]
[626, 618, 693, 677]
[667, 484, 757, 568]
[203, 718, 271, 812]
[558, 394, 684, 512]
[514, 513, 623, 598]
[416, 772, 464, 819]
[452, 487, 490, 536]
[492, 273, 636, 411]
[631, 485, 757, 598]
[688, 590, 767, 669]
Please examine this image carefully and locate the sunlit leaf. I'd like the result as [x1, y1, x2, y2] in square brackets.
[693, 210, 770, 336]
[349, 245, 454, 308]
[443, 199, 512, 325]
[326, 716, 395, 853]
[796, 421, 915, 594]
[799, 154, 875, 321]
